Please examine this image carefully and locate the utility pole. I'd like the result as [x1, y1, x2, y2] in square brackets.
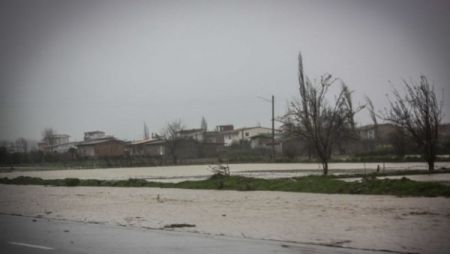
[271, 95, 275, 161]
[257, 95, 276, 161]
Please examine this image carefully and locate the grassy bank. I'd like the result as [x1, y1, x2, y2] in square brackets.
[1, 174, 449, 197]
[332, 168, 450, 179]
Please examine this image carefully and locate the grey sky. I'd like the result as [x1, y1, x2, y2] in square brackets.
[1, 0, 449, 141]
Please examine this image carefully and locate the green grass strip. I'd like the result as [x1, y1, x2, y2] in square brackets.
[1, 174, 449, 197]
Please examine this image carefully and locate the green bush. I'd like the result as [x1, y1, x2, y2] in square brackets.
[64, 178, 81, 186]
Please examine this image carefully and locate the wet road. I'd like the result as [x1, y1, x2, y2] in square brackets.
[0, 214, 390, 254]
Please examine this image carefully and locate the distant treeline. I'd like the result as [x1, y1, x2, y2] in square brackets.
[1, 144, 449, 169]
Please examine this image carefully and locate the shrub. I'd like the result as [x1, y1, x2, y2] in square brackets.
[64, 178, 80, 186]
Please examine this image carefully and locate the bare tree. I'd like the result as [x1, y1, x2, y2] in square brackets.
[284, 53, 362, 175]
[385, 76, 442, 171]
[363, 97, 380, 152]
[42, 128, 55, 145]
[366, 97, 378, 139]
[161, 120, 185, 164]
[200, 116, 207, 131]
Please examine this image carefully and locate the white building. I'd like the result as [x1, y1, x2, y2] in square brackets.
[38, 134, 72, 153]
[48, 134, 70, 146]
[84, 131, 106, 141]
[48, 142, 79, 153]
[178, 129, 205, 142]
[222, 127, 272, 146]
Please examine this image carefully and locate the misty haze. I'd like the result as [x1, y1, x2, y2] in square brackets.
[1, 1, 450, 254]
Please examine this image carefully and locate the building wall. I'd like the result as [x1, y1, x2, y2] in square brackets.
[128, 144, 144, 156]
[131, 140, 223, 159]
[223, 132, 239, 146]
[78, 146, 95, 157]
[78, 140, 125, 158]
[204, 132, 221, 143]
[49, 142, 78, 153]
[191, 131, 204, 142]
[94, 141, 125, 157]
[242, 128, 272, 140]
[48, 135, 70, 146]
[179, 130, 205, 142]
[144, 144, 165, 157]
[224, 128, 272, 146]
[128, 141, 166, 157]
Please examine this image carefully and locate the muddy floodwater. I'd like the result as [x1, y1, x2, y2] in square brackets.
[1, 184, 449, 254]
[1, 162, 449, 183]
[1, 163, 450, 253]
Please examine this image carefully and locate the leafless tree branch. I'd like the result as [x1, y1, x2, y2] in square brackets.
[283, 52, 363, 175]
[384, 75, 442, 171]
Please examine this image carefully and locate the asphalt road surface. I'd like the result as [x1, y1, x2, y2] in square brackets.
[0, 214, 389, 254]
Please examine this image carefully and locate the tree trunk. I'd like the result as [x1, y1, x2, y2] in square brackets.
[322, 161, 328, 176]
[425, 143, 435, 172]
[427, 160, 434, 172]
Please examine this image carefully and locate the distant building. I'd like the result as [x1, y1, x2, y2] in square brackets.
[76, 131, 126, 158]
[128, 136, 224, 160]
[250, 133, 282, 152]
[49, 134, 70, 146]
[2, 141, 27, 153]
[216, 125, 234, 132]
[84, 131, 106, 141]
[38, 134, 73, 153]
[222, 127, 272, 146]
[48, 142, 79, 153]
[204, 131, 223, 143]
[127, 139, 166, 157]
[357, 123, 396, 142]
[77, 138, 125, 158]
[176, 128, 225, 145]
[354, 123, 398, 153]
[178, 129, 205, 142]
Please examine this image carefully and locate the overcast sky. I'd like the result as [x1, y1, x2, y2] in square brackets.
[1, 0, 449, 141]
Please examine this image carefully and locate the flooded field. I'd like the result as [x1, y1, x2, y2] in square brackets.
[341, 173, 450, 185]
[1, 184, 449, 254]
[1, 162, 449, 183]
